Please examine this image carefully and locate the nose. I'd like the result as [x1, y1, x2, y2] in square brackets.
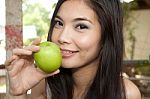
[58, 27, 71, 44]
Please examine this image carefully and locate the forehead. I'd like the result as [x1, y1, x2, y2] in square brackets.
[57, 0, 97, 21]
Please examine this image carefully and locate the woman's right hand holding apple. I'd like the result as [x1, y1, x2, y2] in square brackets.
[5, 38, 60, 96]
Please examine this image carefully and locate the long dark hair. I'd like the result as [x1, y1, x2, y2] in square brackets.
[47, 0, 125, 99]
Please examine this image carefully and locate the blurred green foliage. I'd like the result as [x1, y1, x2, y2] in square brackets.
[23, 0, 57, 45]
[23, 1, 50, 36]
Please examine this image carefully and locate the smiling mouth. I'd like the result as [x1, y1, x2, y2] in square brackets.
[61, 49, 79, 58]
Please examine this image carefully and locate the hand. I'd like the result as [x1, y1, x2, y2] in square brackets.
[5, 38, 60, 95]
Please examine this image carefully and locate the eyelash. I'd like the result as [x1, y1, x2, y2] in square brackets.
[75, 23, 89, 30]
[54, 20, 63, 27]
[54, 20, 89, 30]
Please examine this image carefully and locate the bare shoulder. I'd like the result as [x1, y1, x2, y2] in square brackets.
[123, 78, 141, 99]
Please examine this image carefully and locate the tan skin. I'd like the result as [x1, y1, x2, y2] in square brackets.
[5, 0, 141, 99]
[5, 38, 59, 99]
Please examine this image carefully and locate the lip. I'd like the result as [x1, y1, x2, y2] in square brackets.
[60, 48, 78, 58]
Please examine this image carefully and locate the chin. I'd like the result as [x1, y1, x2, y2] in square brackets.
[61, 63, 79, 69]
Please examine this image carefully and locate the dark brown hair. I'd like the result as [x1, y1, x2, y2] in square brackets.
[47, 0, 125, 99]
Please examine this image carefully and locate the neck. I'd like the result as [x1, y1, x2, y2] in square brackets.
[72, 62, 98, 94]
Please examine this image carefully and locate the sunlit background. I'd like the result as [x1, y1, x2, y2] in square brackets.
[0, 0, 150, 99]
[0, 0, 58, 65]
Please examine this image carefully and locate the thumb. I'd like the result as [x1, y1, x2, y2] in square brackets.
[36, 68, 60, 78]
[31, 38, 42, 45]
[46, 69, 60, 77]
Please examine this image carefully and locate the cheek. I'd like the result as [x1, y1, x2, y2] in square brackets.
[51, 34, 56, 43]
[79, 39, 92, 50]
[76, 34, 100, 51]
[51, 30, 59, 43]
[77, 36, 100, 65]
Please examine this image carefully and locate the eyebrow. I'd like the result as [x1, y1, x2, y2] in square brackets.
[55, 15, 93, 24]
[73, 17, 93, 24]
[55, 16, 63, 21]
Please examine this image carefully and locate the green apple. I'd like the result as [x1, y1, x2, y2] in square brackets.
[34, 41, 62, 73]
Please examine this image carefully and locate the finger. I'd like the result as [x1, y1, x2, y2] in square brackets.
[49, 69, 60, 76]
[12, 48, 32, 56]
[9, 59, 25, 77]
[36, 68, 60, 77]
[24, 45, 40, 53]
[46, 69, 60, 77]
[5, 55, 18, 66]
[31, 38, 41, 45]
[27, 68, 60, 86]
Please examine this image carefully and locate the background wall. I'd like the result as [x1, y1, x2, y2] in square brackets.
[125, 9, 150, 60]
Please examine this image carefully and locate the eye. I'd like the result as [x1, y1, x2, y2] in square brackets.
[54, 20, 63, 28]
[76, 23, 89, 30]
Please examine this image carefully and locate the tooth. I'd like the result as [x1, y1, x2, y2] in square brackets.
[62, 50, 73, 54]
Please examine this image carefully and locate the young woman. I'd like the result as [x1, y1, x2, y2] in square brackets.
[5, 0, 141, 99]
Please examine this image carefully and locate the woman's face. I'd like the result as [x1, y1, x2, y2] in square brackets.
[51, 0, 101, 69]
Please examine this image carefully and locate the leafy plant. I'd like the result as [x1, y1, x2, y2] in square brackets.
[23, 2, 50, 36]
[122, 1, 138, 59]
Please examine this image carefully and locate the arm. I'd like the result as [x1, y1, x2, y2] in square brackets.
[124, 78, 141, 99]
[8, 79, 47, 99]
[8, 93, 27, 99]
[8, 79, 46, 99]
[30, 79, 46, 99]
[5, 38, 59, 99]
